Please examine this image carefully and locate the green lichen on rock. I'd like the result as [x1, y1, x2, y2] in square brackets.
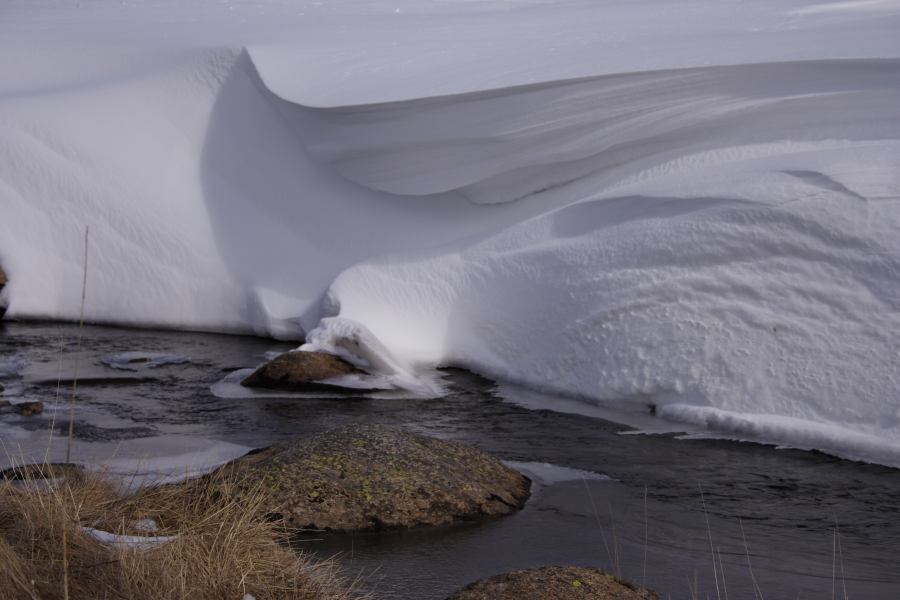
[446, 566, 658, 600]
[208, 423, 531, 532]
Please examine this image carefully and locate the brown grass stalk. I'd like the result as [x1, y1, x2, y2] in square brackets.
[0, 465, 360, 600]
[65, 226, 89, 464]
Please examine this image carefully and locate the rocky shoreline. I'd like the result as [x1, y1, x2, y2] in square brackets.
[1, 421, 652, 599]
[1, 342, 658, 599]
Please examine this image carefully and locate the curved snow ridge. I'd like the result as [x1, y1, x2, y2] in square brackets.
[257, 51, 900, 466]
[2, 33, 899, 467]
[260, 58, 900, 204]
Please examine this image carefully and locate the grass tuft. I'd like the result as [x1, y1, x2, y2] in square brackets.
[0, 464, 361, 600]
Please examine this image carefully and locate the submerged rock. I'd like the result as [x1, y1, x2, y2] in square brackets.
[211, 423, 530, 532]
[447, 566, 657, 600]
[15, 401, 44, 416]
[0, 400, 44, 416]
[240, 350, 361, 392]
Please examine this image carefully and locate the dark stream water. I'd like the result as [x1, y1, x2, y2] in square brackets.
[1, 321, 898, 599]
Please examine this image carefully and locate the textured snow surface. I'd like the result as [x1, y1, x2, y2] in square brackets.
[1, 0, 899, 465]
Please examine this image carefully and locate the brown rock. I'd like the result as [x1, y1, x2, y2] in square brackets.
[210, 423, 531, 532]
[240, 351, 361, 392]
[447, 566, 657, 600]
[15, 401, 44, 416]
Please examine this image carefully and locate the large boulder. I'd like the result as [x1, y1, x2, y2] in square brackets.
[447, 566, 658, 600]
[240, 350, 361, 392]
[212, 423, 531, 532]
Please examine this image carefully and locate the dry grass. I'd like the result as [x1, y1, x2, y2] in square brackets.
[0, 465, 360, 600]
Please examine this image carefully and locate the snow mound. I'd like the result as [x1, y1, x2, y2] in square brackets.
[302, 317, 447, 397]
[1, 0, 899, 466]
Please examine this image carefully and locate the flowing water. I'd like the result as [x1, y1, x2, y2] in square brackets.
[1, 321, 898, 599]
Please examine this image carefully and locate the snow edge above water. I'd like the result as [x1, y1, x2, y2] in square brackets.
[0, 11, 898, 468]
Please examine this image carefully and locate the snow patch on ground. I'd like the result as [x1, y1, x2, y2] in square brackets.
[505, 461, 611, 485]
[83, 527, 175, 551]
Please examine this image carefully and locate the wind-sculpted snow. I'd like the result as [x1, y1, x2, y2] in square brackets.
[1, 0, 899, 465]
[277, 60, 900, 204]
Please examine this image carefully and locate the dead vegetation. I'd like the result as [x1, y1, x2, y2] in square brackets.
[0, 464, 361, 600]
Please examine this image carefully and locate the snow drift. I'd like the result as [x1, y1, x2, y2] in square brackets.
[1, 0, 899, 465]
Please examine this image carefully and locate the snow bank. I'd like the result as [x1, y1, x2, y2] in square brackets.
[1, 0, 899, 465]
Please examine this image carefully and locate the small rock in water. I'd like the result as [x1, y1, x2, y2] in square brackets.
[447, 566, 658, 600]
[202, 423, 531, 532]
[15, 401, 43, 416]
[240, 350, 362, 392]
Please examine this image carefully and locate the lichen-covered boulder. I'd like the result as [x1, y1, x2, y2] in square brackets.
[240, 351, 360, 392]
[213, 423, 531, 532]
[447, 566, 658, 600]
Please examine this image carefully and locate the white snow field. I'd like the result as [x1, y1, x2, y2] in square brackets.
[1, 1, 899, 464]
